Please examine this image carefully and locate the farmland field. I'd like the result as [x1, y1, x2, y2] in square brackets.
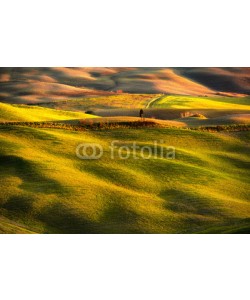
[0, 102, 97, 122]
[0, 124, 249, 233]
[0, 67, 250, 234]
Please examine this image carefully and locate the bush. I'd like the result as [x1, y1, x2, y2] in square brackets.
[180, 112, 206, 118]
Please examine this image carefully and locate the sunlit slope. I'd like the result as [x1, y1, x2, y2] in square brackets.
[39, 95, 249, 125]
[0, 125, 249, 233]
[37, 94, 160, 111]
[0, 103, 98, 122]
[150, 95, 250, 110]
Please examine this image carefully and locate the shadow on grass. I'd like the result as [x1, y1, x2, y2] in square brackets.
[99, 202, 142, 233]
[38, 201, 142, 234]
[160, 188, 224, 216]
[38, 202, 99, 234]
[0, 155, 68, 194]
[3, 195, 34, 214]
[195, 218, 250, 234]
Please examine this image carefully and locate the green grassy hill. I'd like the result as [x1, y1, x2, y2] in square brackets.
[91, 95, 250, 127]
[0, 102, 97, 122]
[0, 95, 249, 233]
[37, 94, 250, 112]
[37, 94, 160, 111]
[150, 95, 250, 110]
[0, 124, 249, 233]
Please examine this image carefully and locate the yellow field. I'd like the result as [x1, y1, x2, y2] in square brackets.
[0, 102, 97, 122]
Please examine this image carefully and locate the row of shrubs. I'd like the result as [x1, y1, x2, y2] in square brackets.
[180, 112, 206, 119]
[79, 120, 161, 129]
[0, 121, 249, 132]
[0, 122, 79, 131]
[0, 120, 163, 131]
[190, 124, 250, 132]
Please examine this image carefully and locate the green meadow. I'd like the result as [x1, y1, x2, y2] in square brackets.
[149, 95, 250, 110]
[0, 95, 249, 233]
[0, 102, 97, 122]
[37, 94, 159, 110]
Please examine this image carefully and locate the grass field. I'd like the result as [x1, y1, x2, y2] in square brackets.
[36, 94, 160, 111]
[37, 94, 250, 111]
[0, 124, 249, 233]
[149, 95, 250, 109]
[87, 95, 250, 127]
[0, 102, 97, 122]
[0, 94, 249, 233]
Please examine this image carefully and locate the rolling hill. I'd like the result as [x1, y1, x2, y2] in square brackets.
[0, 124, 249, 233]
[0, 69, 249, 234]
[70, 94, 249, 127]
[0, 102, 97, 122]
[0, 68, 249, 104]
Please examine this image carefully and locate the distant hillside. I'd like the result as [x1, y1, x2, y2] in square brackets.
[0, 67, 249, 104]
